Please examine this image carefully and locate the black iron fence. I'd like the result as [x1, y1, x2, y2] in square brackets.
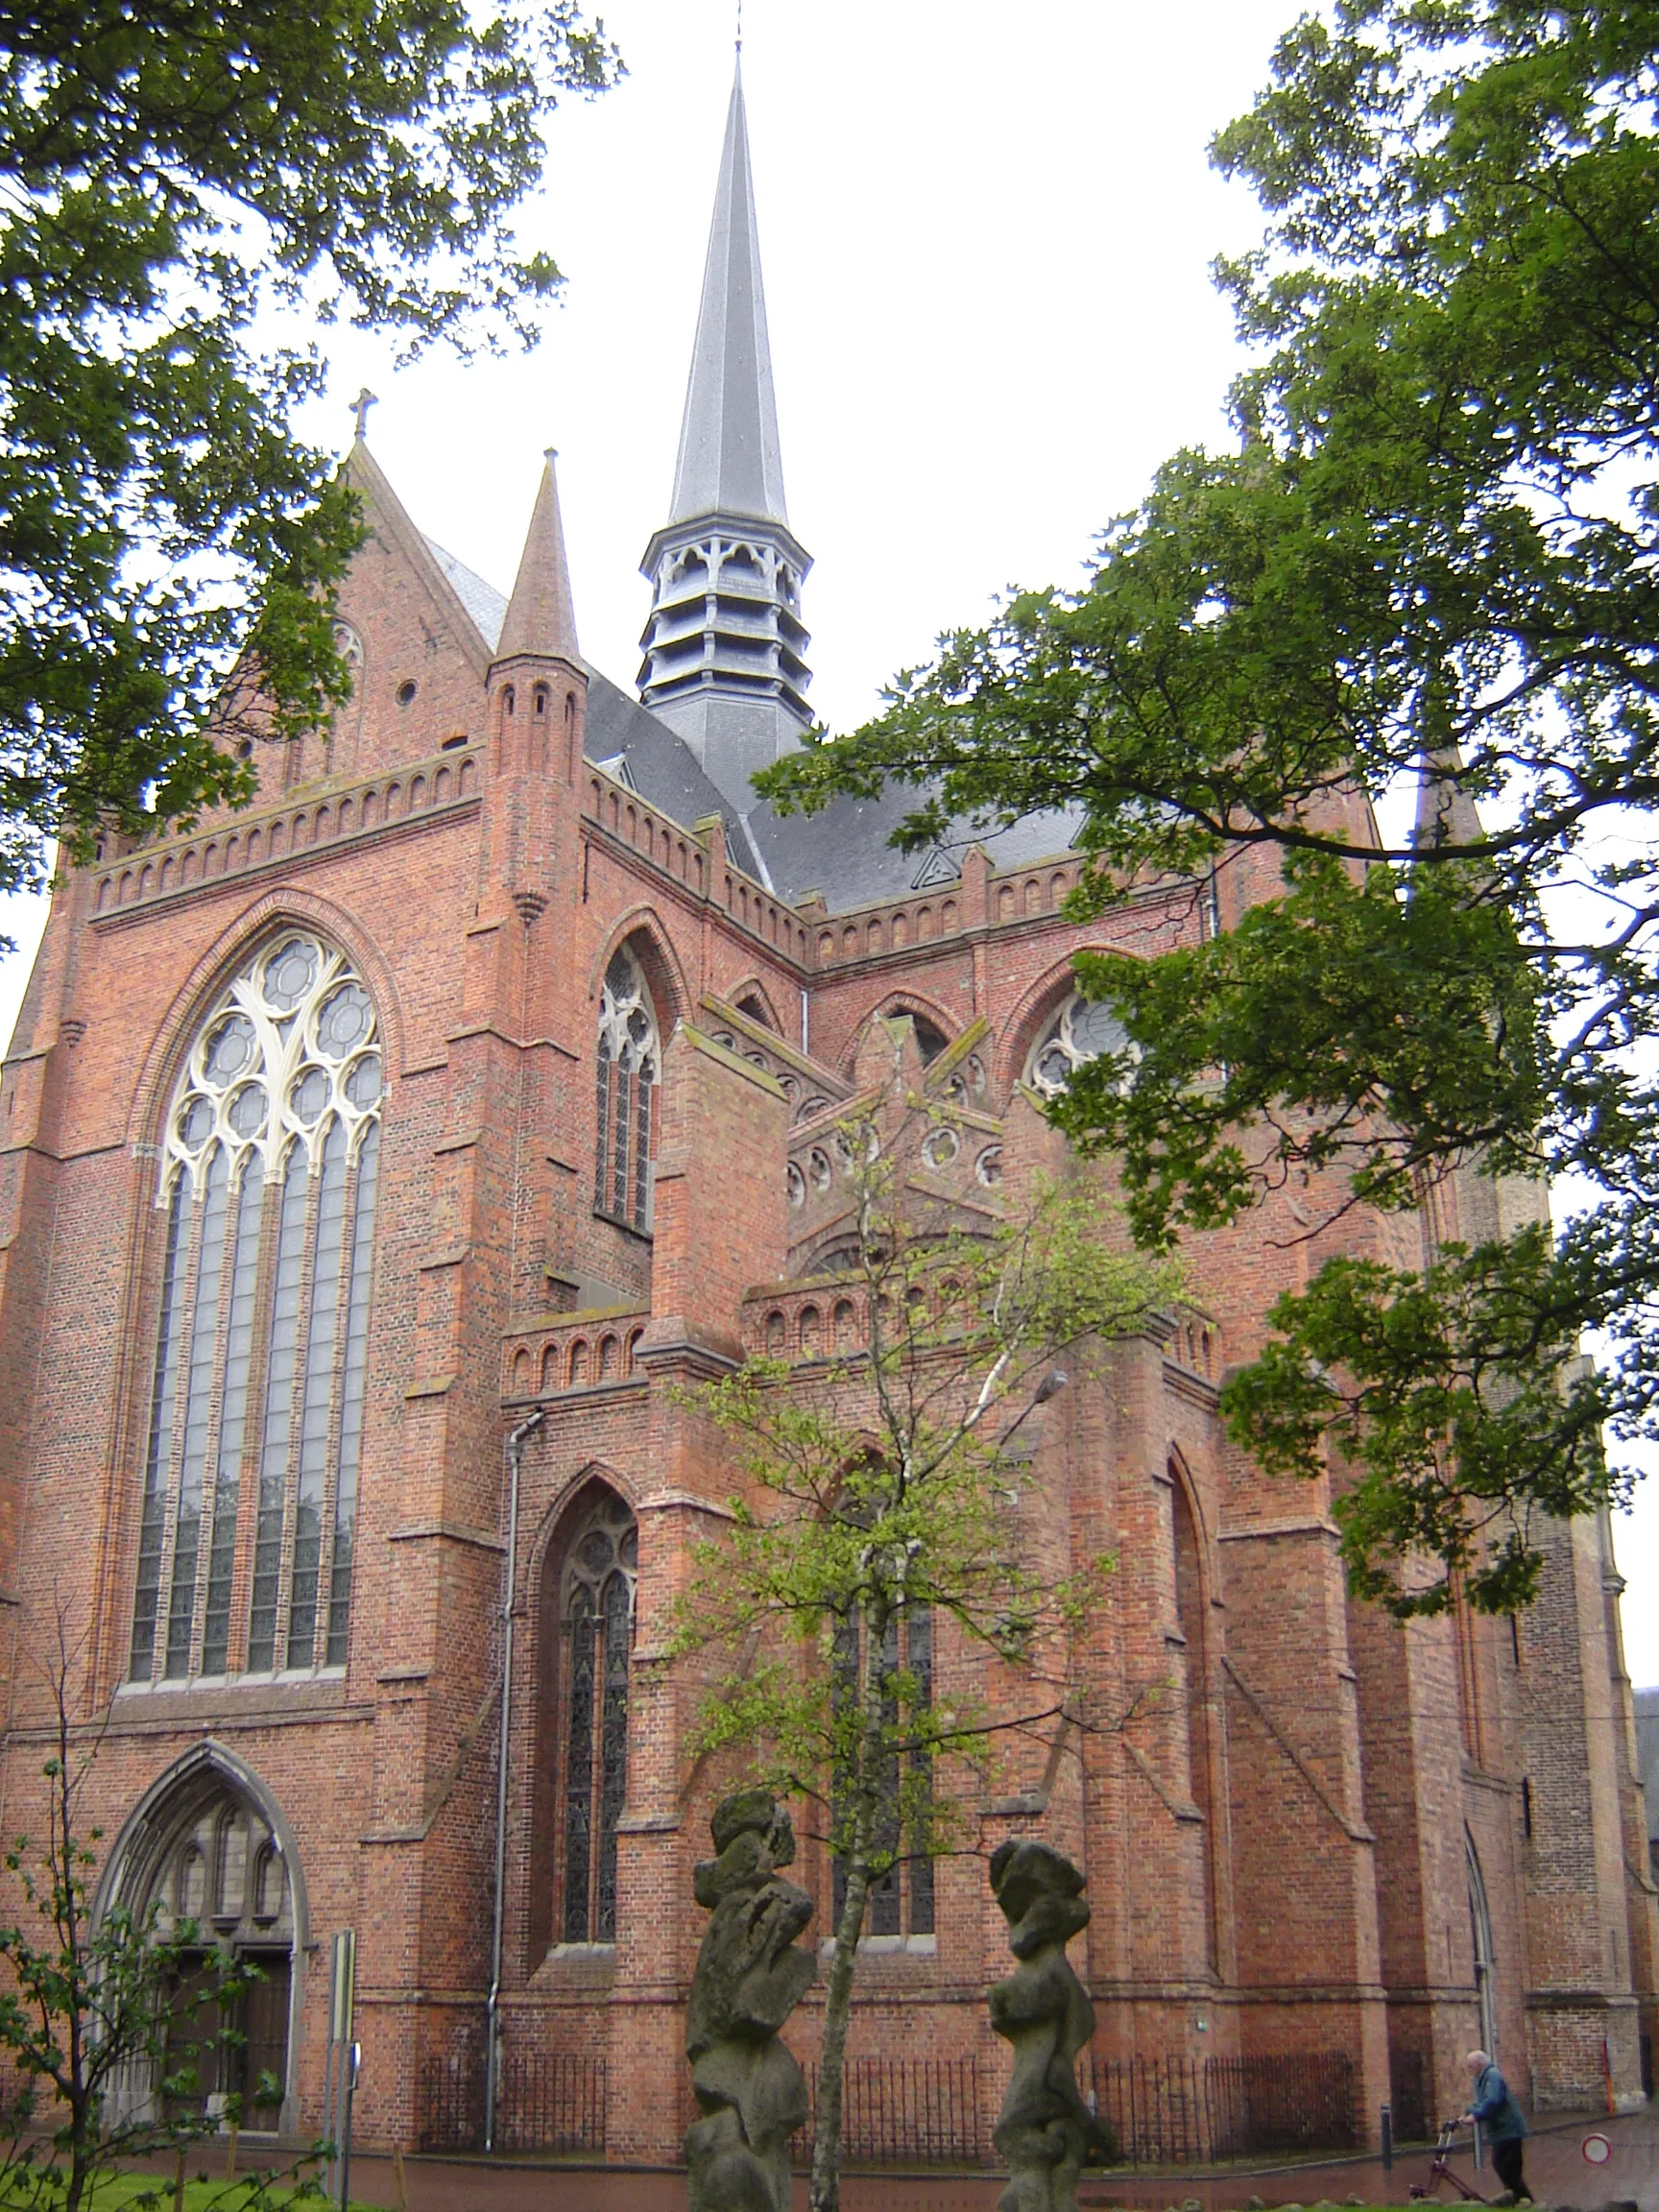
[417, 2035, 605, 2155]
[417, 2032, 1354, 2171]
[794, 2057, 984, 2165]
[1092, 2051, 1357, 2167]
[1387, 2048, 1431, 2147]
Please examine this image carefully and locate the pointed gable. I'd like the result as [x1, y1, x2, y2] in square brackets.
[329, 440, 497, 775]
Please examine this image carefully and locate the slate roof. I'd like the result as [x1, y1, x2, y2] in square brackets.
[668, 60, 788, 530]
[424, 538, 1077, 913]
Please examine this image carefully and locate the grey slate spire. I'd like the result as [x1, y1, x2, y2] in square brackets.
[668, 60, 788, 528]
[637, 58, 812, 813]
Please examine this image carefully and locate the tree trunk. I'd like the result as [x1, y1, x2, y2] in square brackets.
[808, 1854, 871, 2212]
[809, 1595, 889, 2212]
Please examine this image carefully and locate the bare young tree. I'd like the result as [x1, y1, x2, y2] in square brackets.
[0, 1612, 322, 2211]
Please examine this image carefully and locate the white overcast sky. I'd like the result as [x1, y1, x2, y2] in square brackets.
[7, 0, 1659, 1681]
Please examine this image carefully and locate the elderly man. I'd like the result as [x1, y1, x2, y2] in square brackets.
[1459, 2048, 1530, 2204]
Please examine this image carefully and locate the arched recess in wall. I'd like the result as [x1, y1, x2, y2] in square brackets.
[530, 1473, 639, 1962]
[93, 1743, 307, 2132]
[844, 993, 955, 1076]
[1169, 1454, 1220, 1975]
[728, 976, 784, 1033]
[1466, 1828, 1499, 2056]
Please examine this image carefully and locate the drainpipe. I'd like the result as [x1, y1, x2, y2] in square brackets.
[484, 1407, 543, 2152]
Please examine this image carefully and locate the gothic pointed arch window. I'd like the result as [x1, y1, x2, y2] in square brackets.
[1024, 991, 1136, 1099]
[593, 946, 660, 1232]
[831, 1598, 935, 1940]
[130, 931, 382, 1684]
[552, 1488, 637, 1943]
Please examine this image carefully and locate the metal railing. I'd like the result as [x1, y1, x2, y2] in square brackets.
[417, 2032, 1354, 2171]
[795, 2057, 985, 2166]
[1092, 2052, 1358, 2167]
[417, 2035, 606, 2155]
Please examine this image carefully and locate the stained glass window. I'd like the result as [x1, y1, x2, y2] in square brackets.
[130, 933, 382, 1683]
[1023, 992, 1136, 1099]
[558, 1491, 637, 1942]
[593, 948, 659, 1233]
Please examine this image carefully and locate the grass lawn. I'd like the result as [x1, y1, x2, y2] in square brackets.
[0, 2172, 373, 2208]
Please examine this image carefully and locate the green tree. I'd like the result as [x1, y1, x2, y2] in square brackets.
[674, 1045, 1171, 2211]
[758, 0, 1659, 1617]
[0, 0, 618, 918]
[0, 1623, 323, 2211]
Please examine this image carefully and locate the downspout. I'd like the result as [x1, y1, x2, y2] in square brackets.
[485, 1406, 543, 2152]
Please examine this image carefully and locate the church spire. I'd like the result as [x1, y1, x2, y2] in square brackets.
[637, 59, 812, 812]
[495, 449, 580, 667]
[668, 60, 788, 528]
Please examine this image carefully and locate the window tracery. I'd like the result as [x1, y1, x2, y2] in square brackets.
[593, 947, 659, 1232]
[557, 1490, 637, 1943]
[130, 932, 382, 1684]
[1023, 992, 1135, 1098]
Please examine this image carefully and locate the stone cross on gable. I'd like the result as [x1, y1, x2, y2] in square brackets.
[350, 388, 377, 441]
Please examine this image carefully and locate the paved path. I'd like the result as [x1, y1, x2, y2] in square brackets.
[220, 2107, 1659, 2212]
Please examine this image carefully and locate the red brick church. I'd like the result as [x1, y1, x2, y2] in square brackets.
[0, 61, 1652, 2167]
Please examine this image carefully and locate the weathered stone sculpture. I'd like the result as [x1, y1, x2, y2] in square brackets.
[988, 1838, 1118, 2212]
[685, 1788, 816, 2212]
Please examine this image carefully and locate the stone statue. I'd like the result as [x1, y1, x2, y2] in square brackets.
[988, 1838, 1118, 2212]
[685, 1788, 816, 2212]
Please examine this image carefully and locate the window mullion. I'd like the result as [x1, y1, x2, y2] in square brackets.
[185, 1155, 245, 1677]
[274, 1153, 327, 1671]
[311, 1143, 363, 1671]
[222, 1170, 279, 1679]
[130, 1180, 192, 1683]
[248, 1146, 309, 1671]
[152, 1175, 211, 1684]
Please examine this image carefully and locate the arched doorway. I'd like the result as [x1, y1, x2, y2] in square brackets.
[96, 1747, 305, 2132]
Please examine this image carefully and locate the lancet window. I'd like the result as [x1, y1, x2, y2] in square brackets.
[130, 933, 382, 1684]
[557, 1490, 637, 1942]
[831, 1602, 935, 1938]
[1024, 991, 1134, 1098]
[593, 947, 659, 1232]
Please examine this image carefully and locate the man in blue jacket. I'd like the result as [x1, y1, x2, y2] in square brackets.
[1459, 2049, 1530, 2203]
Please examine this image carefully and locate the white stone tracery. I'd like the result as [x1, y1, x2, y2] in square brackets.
[1023, 991, 1136, 1099]
[593, 947, 660, 1231]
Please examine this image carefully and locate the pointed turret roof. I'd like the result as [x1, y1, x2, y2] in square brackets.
[495, 450, 580, 664]
[668, 60, 788, 527]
